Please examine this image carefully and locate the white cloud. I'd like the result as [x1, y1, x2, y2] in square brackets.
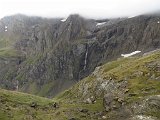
[0, 0, 160, 19]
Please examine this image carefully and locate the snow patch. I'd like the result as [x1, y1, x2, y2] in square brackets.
[96, 22, 106, 26]
[128, 15, 136, 18]
[121, 51, 141, 58]
[5, 26, 8, 32]
[61, 18, 67, 22]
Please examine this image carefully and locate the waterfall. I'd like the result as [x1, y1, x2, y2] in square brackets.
[83, 44, 88, 70]
[78, 43, 89, 80]
[16, 80, 19, 91]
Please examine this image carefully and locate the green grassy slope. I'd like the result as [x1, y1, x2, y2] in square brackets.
[56, 50, 160, 101]
[0, 89, 56, 120]
[0, 50, 160, 120]
[0, 88, 104, 120]
[55, 50, 160, 119]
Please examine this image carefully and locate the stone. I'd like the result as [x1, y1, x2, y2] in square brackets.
[30, 102, 37, 108]
[102, 116, 107, 119]
[51, 102, 59, 108]
[90, 96, 96, 103]
[118, 98, 124, 103]
[124, 89, 129, 93]
[80, 109, 89, 113]
[85, 98, 92, 104]
[103, 93, 114, 111]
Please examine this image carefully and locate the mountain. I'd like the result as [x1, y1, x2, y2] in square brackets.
[0, 50, 160, 120]
[0, 13, 160, 97]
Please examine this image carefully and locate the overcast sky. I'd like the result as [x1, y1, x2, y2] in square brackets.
[0, 0, 160, 19]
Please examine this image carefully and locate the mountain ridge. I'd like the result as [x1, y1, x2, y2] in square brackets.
[0, 13, 160, 97]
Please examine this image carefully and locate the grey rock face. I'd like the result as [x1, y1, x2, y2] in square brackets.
[0, 14, 160, 97]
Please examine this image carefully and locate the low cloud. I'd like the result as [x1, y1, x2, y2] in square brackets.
[0, 0, 160, 19]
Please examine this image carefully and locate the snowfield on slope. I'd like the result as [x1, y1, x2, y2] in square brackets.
[61, 18, 67, 22]
[96, 22, 106, 26]
[121, 51, 141, 58]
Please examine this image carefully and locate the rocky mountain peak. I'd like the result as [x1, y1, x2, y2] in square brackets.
[66, 14, 82, 21]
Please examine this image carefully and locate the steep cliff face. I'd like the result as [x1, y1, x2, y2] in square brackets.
[0, 14, 160, 97]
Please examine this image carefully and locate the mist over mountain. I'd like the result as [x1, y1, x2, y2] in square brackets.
[0, 0, 160, 19]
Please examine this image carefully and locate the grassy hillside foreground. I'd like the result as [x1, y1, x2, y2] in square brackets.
[0, 50, 160, 120]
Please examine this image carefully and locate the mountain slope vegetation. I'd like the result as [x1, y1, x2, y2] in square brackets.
[0, 50, 160, 120]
